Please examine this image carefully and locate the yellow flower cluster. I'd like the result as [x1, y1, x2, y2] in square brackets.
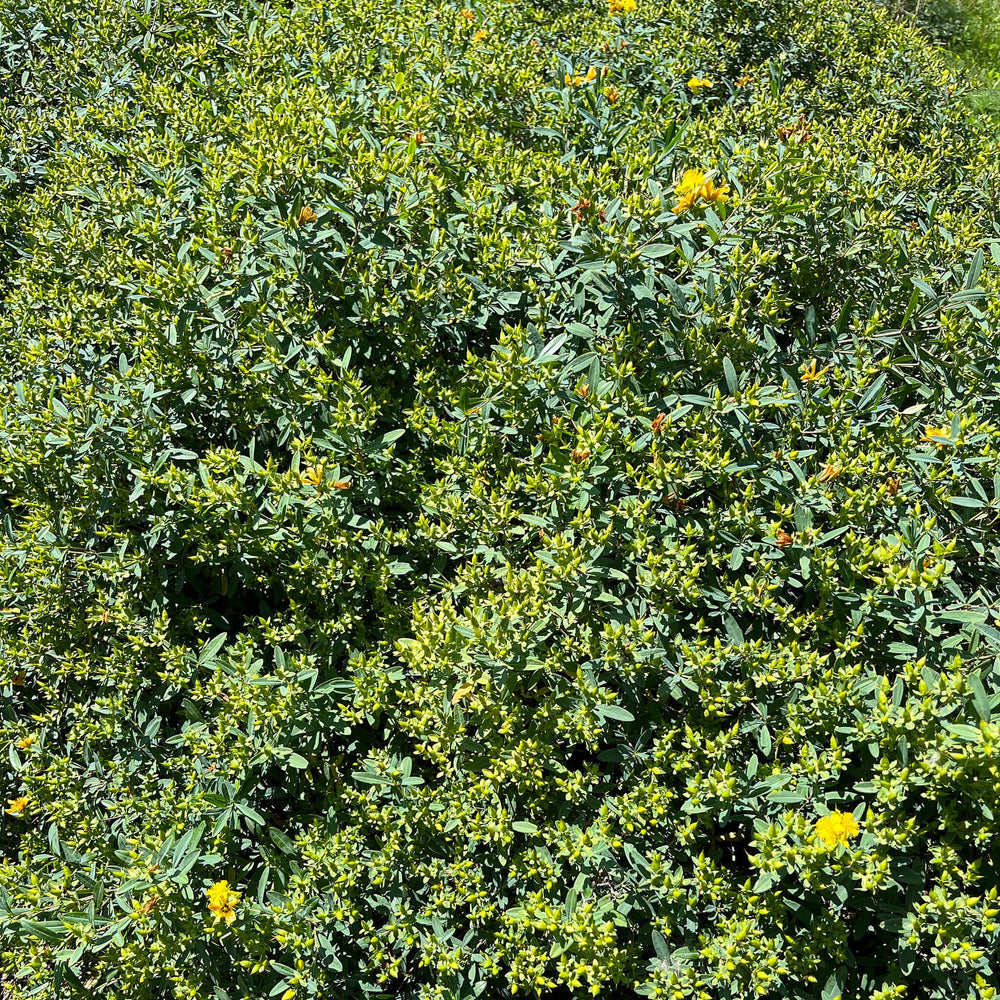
[921, 425, 950, 446]
[5, 796, 28, 816]
[565, 66, 597, 87]
[206, 881, 240, 925]
[687, 76, 713, 91]
[815, 810, 860, 847]
[608, 0, 637, 13]
[672, 169, 730, 214]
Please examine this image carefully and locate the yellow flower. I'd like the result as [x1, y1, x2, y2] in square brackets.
[294, 206, 317, 226]
[671, 189, 700, 215]
[205, 880, 231, 908]
[603, 85, 620, 104]
[460, 8, 475, 20]
[815, 810, 860, 848]
[699, 177, 729, 204]
[472, 28, 488, 42]
[672, 169, 730, 214]
[816, 463, 840, 483]
[17, 735, 36, 749]
[301, 465, 323, 486]
[675, 169, 708, 197]
[213, 901, 238, 925]
[687, 76, 713, 91]
[921, 425, 951, 446]
[566, 66, 597, 86]
[800, 359, 829, 383]
[206, 881, 240, 925]
[608, 0, 637, 13]
[5, 796, 28, 816]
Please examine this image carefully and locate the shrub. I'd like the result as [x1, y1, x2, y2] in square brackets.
[2, 0, 1000, 998]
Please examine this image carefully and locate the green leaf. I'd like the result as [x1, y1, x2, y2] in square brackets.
[723, 614, 745, 646]
[943, 723, 981, 742]
[821, 969, 846, 1000]
[768, 791, 805, 803]
[964, 248, 985, 289]
[939, 609, 987, 624]
[268, 827, 296, 855]
[947, 495, 985, 509]
[536, 333, 568, 363]
[20, 920, 68, 943]
[637, 243, 674, 259]
[722, 356, 738, 393]
[594, 704, 635, 723]
[199, 633, 228, 665]
[856, 374, 887, 412]
[968, 673, 991, 721]
[171, 822, 206, 868]
[352, 772, 390, 785]
[651, 930, 670, 960]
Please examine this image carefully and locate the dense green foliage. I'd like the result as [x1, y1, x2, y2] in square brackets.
[3, 0, 1000, 997]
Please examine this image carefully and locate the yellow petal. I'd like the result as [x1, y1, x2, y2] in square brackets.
[675, 169, 707, 196]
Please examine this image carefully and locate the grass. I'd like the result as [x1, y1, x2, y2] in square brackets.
[878, 0, 1000, 122]
[955, 0, 1000, 69]
[889, 0, 1000, 107]
[951, 3, 1000, 130]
